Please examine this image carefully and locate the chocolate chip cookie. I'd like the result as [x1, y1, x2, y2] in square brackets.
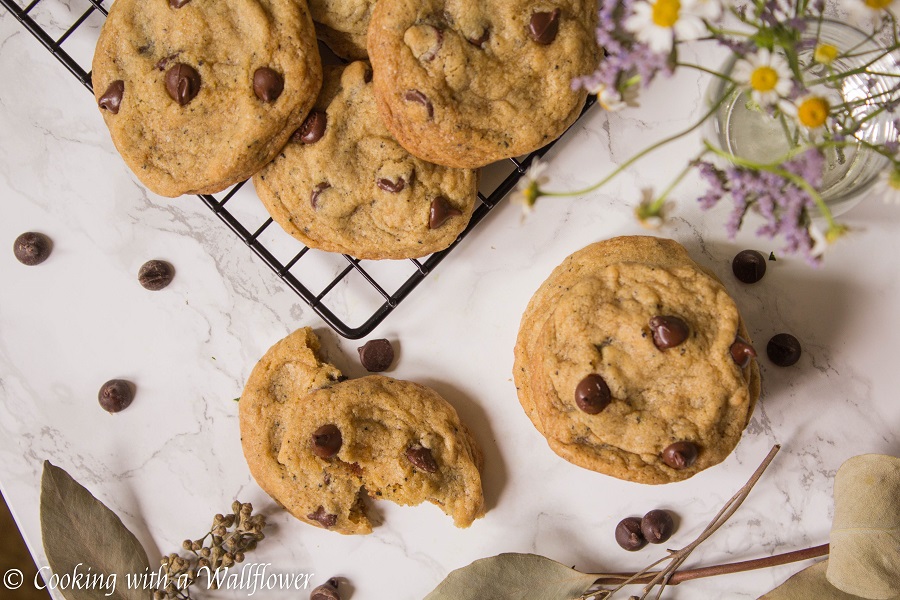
[309, 0, 375, 59]
[92, 0, 322, 197]
[240, 329, 484, 534]
[367, 0, 600, 168]
[513, 237, 761, 484]
[253, 62, 478, 259]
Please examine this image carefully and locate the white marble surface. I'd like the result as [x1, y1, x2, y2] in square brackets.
[2, 6, 900, 600]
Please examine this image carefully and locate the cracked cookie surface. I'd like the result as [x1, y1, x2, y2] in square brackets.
[92, 0, 322, 197]
[513, 236, 761, 484]
[253, 61, 478, 259]
[368, 0, 600, 168]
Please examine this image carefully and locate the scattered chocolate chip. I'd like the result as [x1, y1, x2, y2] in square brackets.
[311, 424, 342, 458]
[306, 506, 338, 528]
[732, 250, 767, 284]
[769, 252, 777, 261]
[641, 510, 675, 544]
[429, 196, 461, 229]
[574, 374, 611, 414]
[310, 578, 341, 600]
[649, 315, 690, 350]
[467, 28, 490, 47]
[661, 441, 699, 470]
[98, 379, 134, 413]
[253, 67, 284, 102]
[310, 182, 331, 208]
[615, 517, 646, 551]
[767, 333, 801, 367]
[293, 109, 327, 144]
[529, 8, 560, 44]
[730, 336, 757, 369]
[98, 80, 125, 114]
[357, 338, 394, 371]
[13, 232, 52, 265]
[165, 63, 201, 105]
[377, 178, 406, 193]
[154, 53, 180, 71]
[138, 260, 175, 291]
[406, 445, 438, 473]
[169, 0, 191, 8]
[404, 89, 433, 118]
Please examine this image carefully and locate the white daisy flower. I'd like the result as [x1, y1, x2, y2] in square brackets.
[809, 224, 828, 258]
[624, 0, 712, 54]
[731, 49, 794, 107]
[511, 158, 549, 215]
[591, 83, 640, 112]
[843, 0, 898, 26]
[779, 93, 835, 130]
[871, 163, 900, 203]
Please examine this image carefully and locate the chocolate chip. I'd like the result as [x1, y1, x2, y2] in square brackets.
[649, 315, 689, 350]
[615, 517, 646, 551]
[13, 232, 52, 265]
[767, 333, 801, 367]
[405, 445, 438, 473]
[730, 336, 757, 369]
[138, 260, 174, 291]
[732, 250, 767, 284]
[253, 67, 284, 102]
[641, 510, 675, 544]
[404, 90, 433, 118]
[98, 379, 134, 413]
[357, 339, 394, 372]
[306, 506, 338, 528]
[661, 441, 699, 470]
[98, 80, 124, 114]
[154, 53, 180, 71]
[310, 182, 331, 208]
[165, 63, 201, 105]
[377, 178, 406, 193]
[168, 0, 191, 8]
[429, 196, 461, 229]
[293, 109, 327, 144]
[574, 374, 611, 414]
[311, 424, 342, 458]
[467, 28, 490, 47]
[529, 8, 560, 44]
[421, 26, 443, 61]
[310, 579, 341, 600]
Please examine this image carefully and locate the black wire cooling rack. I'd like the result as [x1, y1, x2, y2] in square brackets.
[1, 0, 595, 338]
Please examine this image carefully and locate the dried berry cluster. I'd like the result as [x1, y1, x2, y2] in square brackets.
[153, 501, 266, 599]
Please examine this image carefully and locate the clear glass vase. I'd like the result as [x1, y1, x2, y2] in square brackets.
[706, 19, 900, 217]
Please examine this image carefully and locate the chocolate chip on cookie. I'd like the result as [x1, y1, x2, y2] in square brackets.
[253, 67, 284, 102]
[404, 90, 433, 118]
[377, 178, 406, 193]
[429, 196, 461, 229]
[404, 24, 443, 62]
[311, 424, 343, 458]
[165, 63, 201, 105]
[529, 9, 560, 45]
[155, 53, 180, 71]
[661, 442, 699, 470]
[307, 506, 338, 528]
[169, 0, 191, 8]
[467, 28, 490, 48]
[310, 182, 331, 208]
[649, 315, 690, 350]
[730, 336, 757, 368]
[98, 80, 125, 114]
[405, 445, 438, 473]
[293, 109, 327, 144]
[574, 374, 611, 414]
[357, 338, 394, 372]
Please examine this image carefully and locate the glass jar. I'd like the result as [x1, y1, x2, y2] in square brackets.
[706, 19, 899, 216]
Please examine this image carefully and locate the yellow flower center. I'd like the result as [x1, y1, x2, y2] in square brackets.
[814, 44, 839, 64]
[652, 0, 681, 28]
[797, 97, 830, 128]
[864, 0, 893, 10]
[750, 66, 779, 92]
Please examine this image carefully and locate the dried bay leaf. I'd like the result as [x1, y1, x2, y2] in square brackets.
[760, 561, 873, 600]
[423, 553, 600, 600]
[40, 461, 152, 600]
[828, 454, 900, 600]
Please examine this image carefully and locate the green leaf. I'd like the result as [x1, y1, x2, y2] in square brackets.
[423, 553, 599, 600]
[40, 461, 152, 600]
[759, 561, 873, 600]
[828, 454, 900, 600]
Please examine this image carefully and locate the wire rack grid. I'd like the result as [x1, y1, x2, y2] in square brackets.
[1, 0, 595, 338]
